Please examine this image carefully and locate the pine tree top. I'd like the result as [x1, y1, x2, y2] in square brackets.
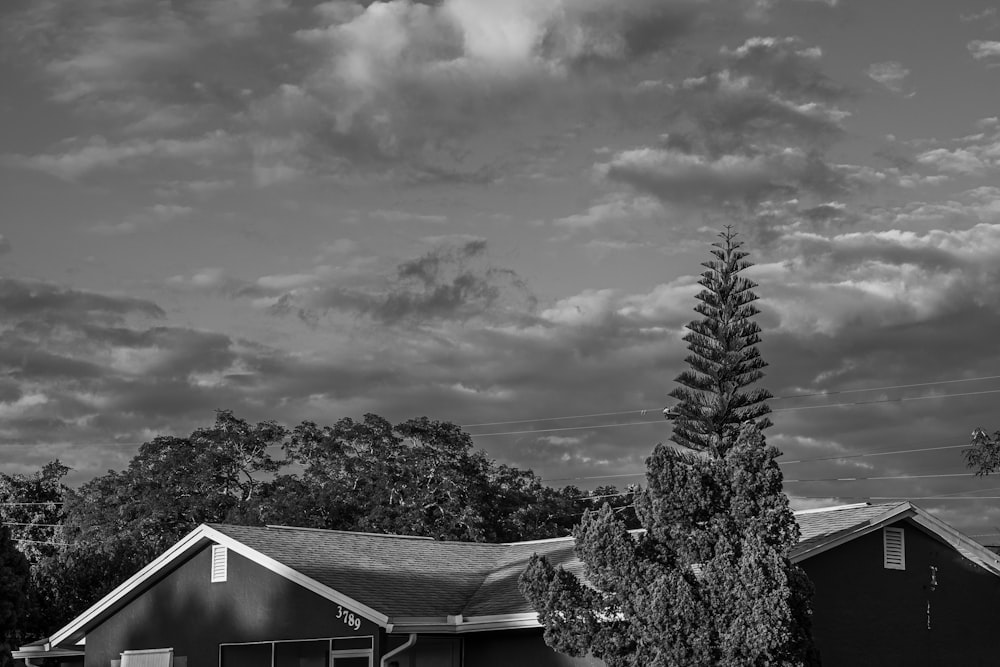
[668, 228, 772, 455]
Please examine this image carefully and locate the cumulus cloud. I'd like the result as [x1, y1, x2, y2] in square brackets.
[914, 120, 1000, 175]
[968, 40, 1000, 61]
[5, 133, 234, 180]
[866, 61, 912, 94]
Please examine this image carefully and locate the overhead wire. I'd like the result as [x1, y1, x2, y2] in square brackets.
[468, 388, 1000, 437]
[543, 441, 972, 483]
[461, 373, 1000, 428]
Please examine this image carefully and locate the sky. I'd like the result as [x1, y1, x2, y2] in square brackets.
[2, 0, 1000, 537]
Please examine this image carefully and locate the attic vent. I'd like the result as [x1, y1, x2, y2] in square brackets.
[883, 527, 905, 570]
[211, 544, 228, 582]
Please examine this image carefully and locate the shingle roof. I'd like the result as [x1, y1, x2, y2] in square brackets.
[792, 502, 906, 559]
[207, 502, 917, 621]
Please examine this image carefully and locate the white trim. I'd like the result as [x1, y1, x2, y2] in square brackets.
[793, 502, 1000, 578]
[794, 503, 871, 515]
[909, 510, 1000, 575]
[205, 527, 390, 625]
[792, 503, 914, 564]
[50, 526, 212, 646]
[48, 524, 391, 647]
[389, 612, 541, 633]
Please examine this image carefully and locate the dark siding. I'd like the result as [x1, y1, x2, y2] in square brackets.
[462, 630, 601, 667]
[86, 544, 382, 667]
[802, 518, 1000, 667]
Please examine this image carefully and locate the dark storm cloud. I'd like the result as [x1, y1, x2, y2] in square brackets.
[274, 239, 537, 325]
[0, 278, 164, 324]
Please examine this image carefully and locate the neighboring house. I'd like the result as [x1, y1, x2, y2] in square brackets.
[16, 501, 1000, 667]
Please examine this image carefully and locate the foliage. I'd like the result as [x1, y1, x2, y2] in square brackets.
[667, 228, 772, 455]
[271, 414, 586, 542]
[0, 525, 29, 664]
[521, 427, 818, 667]
[64, 409, 287, 558]
[521, 232, 817, 666]
[964, 428, 1000, 476]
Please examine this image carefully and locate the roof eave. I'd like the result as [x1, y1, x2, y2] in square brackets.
[389, 612, 540, 634]
[48, 524, 392, 648]
[791, 502, 914, 564]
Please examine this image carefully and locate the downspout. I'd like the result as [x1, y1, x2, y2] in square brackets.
[380, 633, 417, 667]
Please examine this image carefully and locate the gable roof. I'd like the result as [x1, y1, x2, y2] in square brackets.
[37, 500, 1000, 651]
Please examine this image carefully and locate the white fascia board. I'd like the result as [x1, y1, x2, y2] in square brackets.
[203, 526, 390, 626]
[49, 524, 390, 647]
[389, 612, 541, 634]
[50, 525, 214, 646]
[908, 508, 1000, 576]
[792, 503, 915, 564]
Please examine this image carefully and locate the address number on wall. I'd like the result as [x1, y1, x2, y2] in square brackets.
[336, 605, 362, 631]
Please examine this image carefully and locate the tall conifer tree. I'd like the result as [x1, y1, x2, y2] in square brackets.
[520, 231, 818, 667]
[667, 228, 772, 455]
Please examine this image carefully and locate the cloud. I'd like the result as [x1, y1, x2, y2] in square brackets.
[278, 238, 537, 325]
[914, 122, 1000, 175]
[865, 61, 912, 94]
[0, 278, 164, 326]
[0, 235, 10, 256]
[5, 133, 234, 180]
[369, 209, 449, 224]
[968, 40, 1000, 61]
[3, 0, 798, 183]
[90, 204, 193, 235]
[552, 194, 664, 231]
[600, 146, 849, 207]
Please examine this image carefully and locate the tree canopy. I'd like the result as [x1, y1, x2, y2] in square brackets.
[520, 231, 818, 666]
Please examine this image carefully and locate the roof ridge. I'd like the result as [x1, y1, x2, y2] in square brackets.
[263, 524, 435, 540]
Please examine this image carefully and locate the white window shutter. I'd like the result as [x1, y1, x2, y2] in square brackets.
[211, 544, 228, 582]
[883, 527, 905, 570]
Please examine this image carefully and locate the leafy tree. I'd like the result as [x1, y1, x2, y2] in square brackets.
[274, 414, 579, 542]
[64, 410, 287, 557]
[667, 228, 772, 455]
[964, 427, 1000, 475]
[0, 525, 29, 665]
[521, 232, 818, 666]
[0, 461, 69, 647]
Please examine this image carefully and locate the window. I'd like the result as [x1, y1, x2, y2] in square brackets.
[275, 639, 328, 667]
[883, 527, 905, 570]
[211, 544, 228, 582]
[221, 643, 271, 667]
[221, 637, 373, 667]
[120, 648, 174, 667]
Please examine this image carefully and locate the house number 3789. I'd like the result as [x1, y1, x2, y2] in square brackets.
[336, 606, 362, 631]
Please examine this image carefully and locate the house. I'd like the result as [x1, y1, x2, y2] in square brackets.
[16, 501, 1000, 667]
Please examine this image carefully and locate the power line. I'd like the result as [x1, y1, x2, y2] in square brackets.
[14, 538, 68, 546]
[543, 441, 971, 483]
[784, 472, 976, 483]
[2, 522, 61, 527]
[462, 374, 1000, 428]
[0, 502, 63, 506]
[468, 388, 1000, 438]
